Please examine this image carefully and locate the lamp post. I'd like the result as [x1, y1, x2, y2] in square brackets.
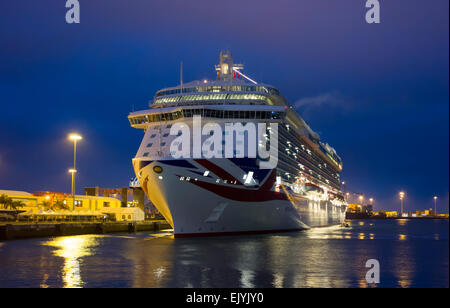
[68, 133, 82, 211]
[68, 169, 77, 210]
[433, 196, 438, 216]
[399, 191, 405, 217]
[369, 198, 374, 205]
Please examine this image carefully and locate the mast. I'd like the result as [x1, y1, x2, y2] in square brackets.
[180, 61, 183, 91]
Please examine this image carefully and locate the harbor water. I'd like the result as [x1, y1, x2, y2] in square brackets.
[0, 219, 448, 288]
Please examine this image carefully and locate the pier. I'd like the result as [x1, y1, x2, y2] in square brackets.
[0, 220, 171, 241]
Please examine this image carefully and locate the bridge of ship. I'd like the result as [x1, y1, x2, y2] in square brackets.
[128, 104, 287, 128]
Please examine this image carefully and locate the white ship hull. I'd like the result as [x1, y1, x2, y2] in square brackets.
[135, 158, 346, 237]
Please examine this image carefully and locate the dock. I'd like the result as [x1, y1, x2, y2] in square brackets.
[0, 220, 171, 241]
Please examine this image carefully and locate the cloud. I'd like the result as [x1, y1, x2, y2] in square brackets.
[293, 91, 348, 110]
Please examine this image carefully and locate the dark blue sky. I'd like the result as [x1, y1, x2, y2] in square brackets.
[0, 0, 448, 212]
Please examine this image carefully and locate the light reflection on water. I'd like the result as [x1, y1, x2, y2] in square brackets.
[0, 219, 448, 288]
[43, 235, 101, 288]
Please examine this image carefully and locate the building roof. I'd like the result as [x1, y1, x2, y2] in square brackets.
[0, 190, 33, 197]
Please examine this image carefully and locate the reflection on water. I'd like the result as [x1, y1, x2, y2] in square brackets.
[0, 220, 448, 288]
[43, 235, 101, 288]
[397, 219, 408, 226]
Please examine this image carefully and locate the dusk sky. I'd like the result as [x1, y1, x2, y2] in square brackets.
[0, 0, 448, 212]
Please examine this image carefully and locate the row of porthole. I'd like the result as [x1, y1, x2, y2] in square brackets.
[179, 176, 238, 185]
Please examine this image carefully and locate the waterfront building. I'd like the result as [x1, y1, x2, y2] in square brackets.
[385, 211, 399, 218]
[0, 189, 144, 222]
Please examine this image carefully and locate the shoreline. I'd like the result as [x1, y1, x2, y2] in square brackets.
[346, 216, 449, 220]
[0, 220, 171, 241]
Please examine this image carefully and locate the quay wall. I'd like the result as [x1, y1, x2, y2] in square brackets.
[0, 221, 171, 241]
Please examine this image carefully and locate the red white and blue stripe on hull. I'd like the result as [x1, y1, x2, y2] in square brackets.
[134, 158, 346, 238]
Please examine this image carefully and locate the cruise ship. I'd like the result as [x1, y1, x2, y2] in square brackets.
[129, 51, 347, 237]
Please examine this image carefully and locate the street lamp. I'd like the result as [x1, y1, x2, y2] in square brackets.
[434, 196, 438, 216]
[68, 169, 77, 210]
[369, 198, 374, 205]
[359, 195, 364, 205]
[68, 133, 82, 211]
[399, 191, 405, 216]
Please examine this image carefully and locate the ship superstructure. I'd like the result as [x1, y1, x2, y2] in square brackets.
[129, 51, 346, 237]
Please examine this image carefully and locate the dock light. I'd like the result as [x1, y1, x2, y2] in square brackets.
[434, 196, 438, 215]
[68, 134, 82, 141]
[68, 133, 82, 211]
[399, 191, 405, 216]
[68, 168, 78, 210]
[153, 166, 163, 174]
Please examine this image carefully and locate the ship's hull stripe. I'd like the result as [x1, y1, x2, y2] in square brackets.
[195, 159, 243, 185]
[180, 169, 288, 202]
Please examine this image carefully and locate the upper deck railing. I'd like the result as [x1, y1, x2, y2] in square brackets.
[155, 84, 280, 98]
